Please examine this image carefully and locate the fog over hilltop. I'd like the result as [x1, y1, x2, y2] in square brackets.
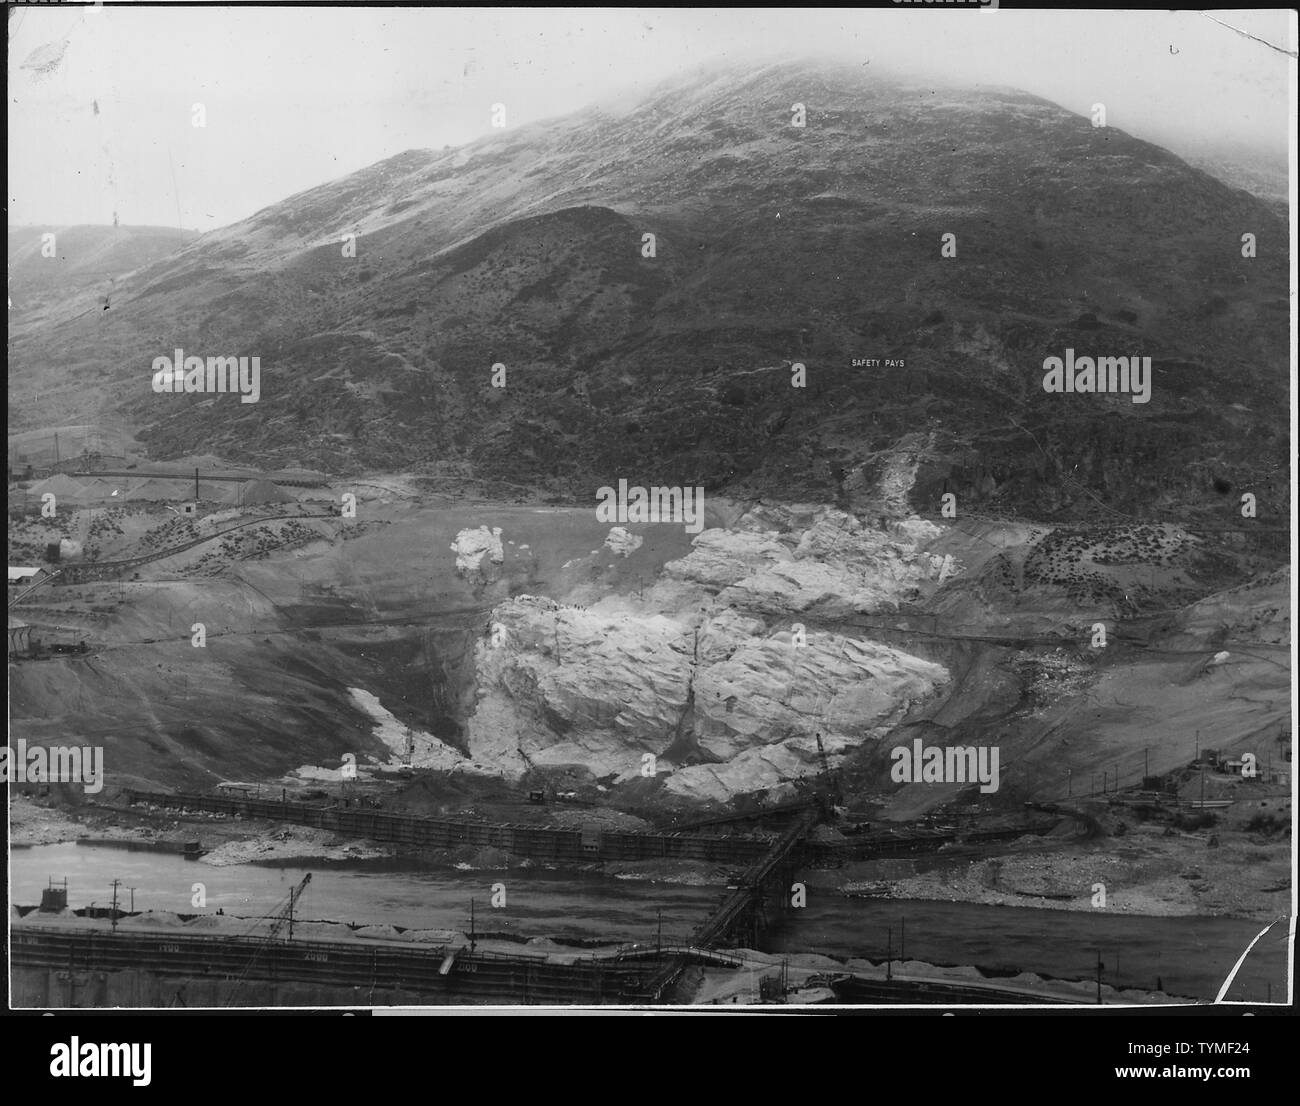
[8, 7, 1293, 230]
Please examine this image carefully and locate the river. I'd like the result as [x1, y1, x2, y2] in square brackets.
[13, 843, 1287, 1002]
[11, 843, 719, 944]
[766, 896, 1288, 1003]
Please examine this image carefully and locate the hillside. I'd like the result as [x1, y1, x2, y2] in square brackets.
[8, 224, 199, 326]
[7, 59, 1290, 526]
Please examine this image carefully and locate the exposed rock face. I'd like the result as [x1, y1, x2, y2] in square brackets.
[346, 687, 465, 771]
[451, 526, 504, 577]
[466, 505, 952, 801]
[662, 529, 793, 588]
[674, 630, 947, 801]
[691, 632, 946, 761]
[664, 507, 943, 618]
[469, 597, 694, 779]
[603, 526, 643, 557]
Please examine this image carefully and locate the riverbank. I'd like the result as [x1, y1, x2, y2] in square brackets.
[13, 793, 1290, 917]
[9, 908, 1175, 1006]
[11, 795, 395, 865]
[823, 821, 1290, 922]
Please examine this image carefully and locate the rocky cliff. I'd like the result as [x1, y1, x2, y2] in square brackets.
[466, 505, 951, 801]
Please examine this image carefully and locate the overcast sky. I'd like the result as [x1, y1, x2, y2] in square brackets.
[8, 5, 1295, 232]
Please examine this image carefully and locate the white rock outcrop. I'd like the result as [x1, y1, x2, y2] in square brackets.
[603, 527, 643, 557]
[664, 508, 934, 618]
[468, 596, 694, 779]
[465, 505, 953, 800]
[451, 526, 504, 576]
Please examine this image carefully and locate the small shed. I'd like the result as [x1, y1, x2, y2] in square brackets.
[8, 566, 50, 588]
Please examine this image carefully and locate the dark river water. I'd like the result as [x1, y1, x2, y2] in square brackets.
[765, 896, 1288, 1002]
[13, 843, 1286, 1002]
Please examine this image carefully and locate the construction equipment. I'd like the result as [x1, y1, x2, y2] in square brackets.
[268, 873, 312, 942]
[814, 731, 830, 776]
[813, 731, 842, 810]
[224, 873, 313, 1004]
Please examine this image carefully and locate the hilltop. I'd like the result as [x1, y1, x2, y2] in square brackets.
[8, 59, 1289, 526]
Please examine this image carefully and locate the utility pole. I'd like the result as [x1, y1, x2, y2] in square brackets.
[194, 467, 199, 502]
[110, 880, 121, 934]
[656, 908, 662, 954]
[128, 887, 136, 913]
[1095, 951, 1104, 1005]
[886, 926, 893, 981]
[470, 899, 477, 952]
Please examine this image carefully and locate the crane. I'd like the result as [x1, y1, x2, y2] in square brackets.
[267, 873, 312, 942]
[814, 731, 830, 776]
[813, 732, 843, 812]
[224, 873, 313, 1004]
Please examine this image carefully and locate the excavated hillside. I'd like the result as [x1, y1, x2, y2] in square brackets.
[6, 471, 1287, 818]
[8, 59, 1289, 526]
[464, 507, 954, 802]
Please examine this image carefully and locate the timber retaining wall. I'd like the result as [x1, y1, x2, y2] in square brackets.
[124, 790, 774, 865]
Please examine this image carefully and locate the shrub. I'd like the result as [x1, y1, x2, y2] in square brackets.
[1243, 812, 1288, 836]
